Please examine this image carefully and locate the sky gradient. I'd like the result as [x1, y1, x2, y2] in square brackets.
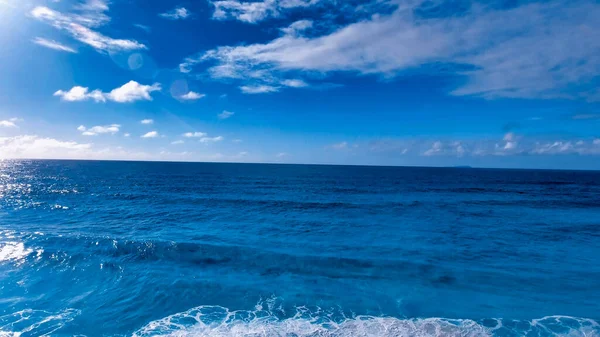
[0, 0, 599, 169]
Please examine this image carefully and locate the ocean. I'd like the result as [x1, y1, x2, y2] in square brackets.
[0, 160, 598, 336]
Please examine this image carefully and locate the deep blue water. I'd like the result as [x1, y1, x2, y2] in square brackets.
[0, 160, 599, 336]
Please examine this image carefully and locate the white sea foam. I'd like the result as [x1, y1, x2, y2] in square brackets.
[132, 305, 600, 337]
[0, 308, 80, 336]
[0, 242, 34, 264]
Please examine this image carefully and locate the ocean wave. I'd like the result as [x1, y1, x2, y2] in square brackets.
[0, 308, 80, 336]
[133, 304, 600, 337]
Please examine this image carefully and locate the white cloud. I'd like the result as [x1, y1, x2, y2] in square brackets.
[30, 6, 146, 53]
[108, 81, 161, 103]
[0, 118, 21, 128]
[77, 0, 109, 12]
[276, 152, 288, 158]
[531, 141, 570, 155]
[32, 37, 76, 53]
[240, 85, 279, 94]
[180, 91, 206, 100]
[78, 124, 120, 136]
[183, 132, 207, 138]
[159, 7, 191, 20]
[0, 135, 91, 159]
[54, 81, 161, 103]
[171, 140, 184, 145]
[212, 0, 319, 23]
[141, 131, 159, 138]
[140, 119, 154, 125]
[218, 110, 234, 119]
[423, 141, 442, 156]
[200, 136, 224, 143]
[54, 86, 105, 102]
[281, 79, 308, 88]
[191, 0, 600, 100]
[232, 138, 242, 143]
[280, 19, 313, 35]
[124, 133, 131, 137]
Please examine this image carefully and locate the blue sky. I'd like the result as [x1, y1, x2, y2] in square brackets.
[0, 0, 599, 169]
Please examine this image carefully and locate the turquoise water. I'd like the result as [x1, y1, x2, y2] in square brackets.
[0, 160, 599, 336]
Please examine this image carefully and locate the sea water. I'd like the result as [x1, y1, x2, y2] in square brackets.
[0, 160, 598, 336]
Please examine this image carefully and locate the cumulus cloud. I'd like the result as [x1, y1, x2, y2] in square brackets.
[30, 5, 146, 53]
[54, 81, 161, 103]
[212, 0, 319, 23]
[183, 132, 207, 138]
[187, 0, 600, 100]
[77, 124, 120, 136]
[54, 86, 105, 102]
[141, 131, 159, 138]
[32, 37, 76, 53]
[159, 7, 191, 20]
[218, 110, 234, 119]
[108, 81, 161, 103]
[180, 91, 206, 100]
[200, 136, 224, 143]
[141, 119, 154, 124]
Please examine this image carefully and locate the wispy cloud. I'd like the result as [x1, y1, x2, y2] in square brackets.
[218, 110, 234, 119]
[200, 136, 224, 143]
[78, 124, 120, 136]
[141, 131, 159, 138]
[159, 6, 191, 20]
[0, 121, 17, 128]
[189, 1, 600, 100]
[211, 0, 320, 23]
[180, 91, 205, 100]
[171, 140, 184, 145]
[240, 85, 279, 94]
[30, 5, 146, 53]
[54, 81, 161, 103]
[183, 132, 207, 138]
[32, 37, 76, 53]
[133, 23, 151, 33]
[329, 141, 348, 150]
[281, 79, 308, 88]
[0, 118, 21, 128]
[140, 119, 154, 125]
[365, 133, 600, 157]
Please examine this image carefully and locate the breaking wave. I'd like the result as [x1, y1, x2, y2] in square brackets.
[133, 304, 600, 337]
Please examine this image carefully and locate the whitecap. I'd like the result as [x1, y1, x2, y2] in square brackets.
[132, 305, 600, 337]
[0, 242, 34, 265]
